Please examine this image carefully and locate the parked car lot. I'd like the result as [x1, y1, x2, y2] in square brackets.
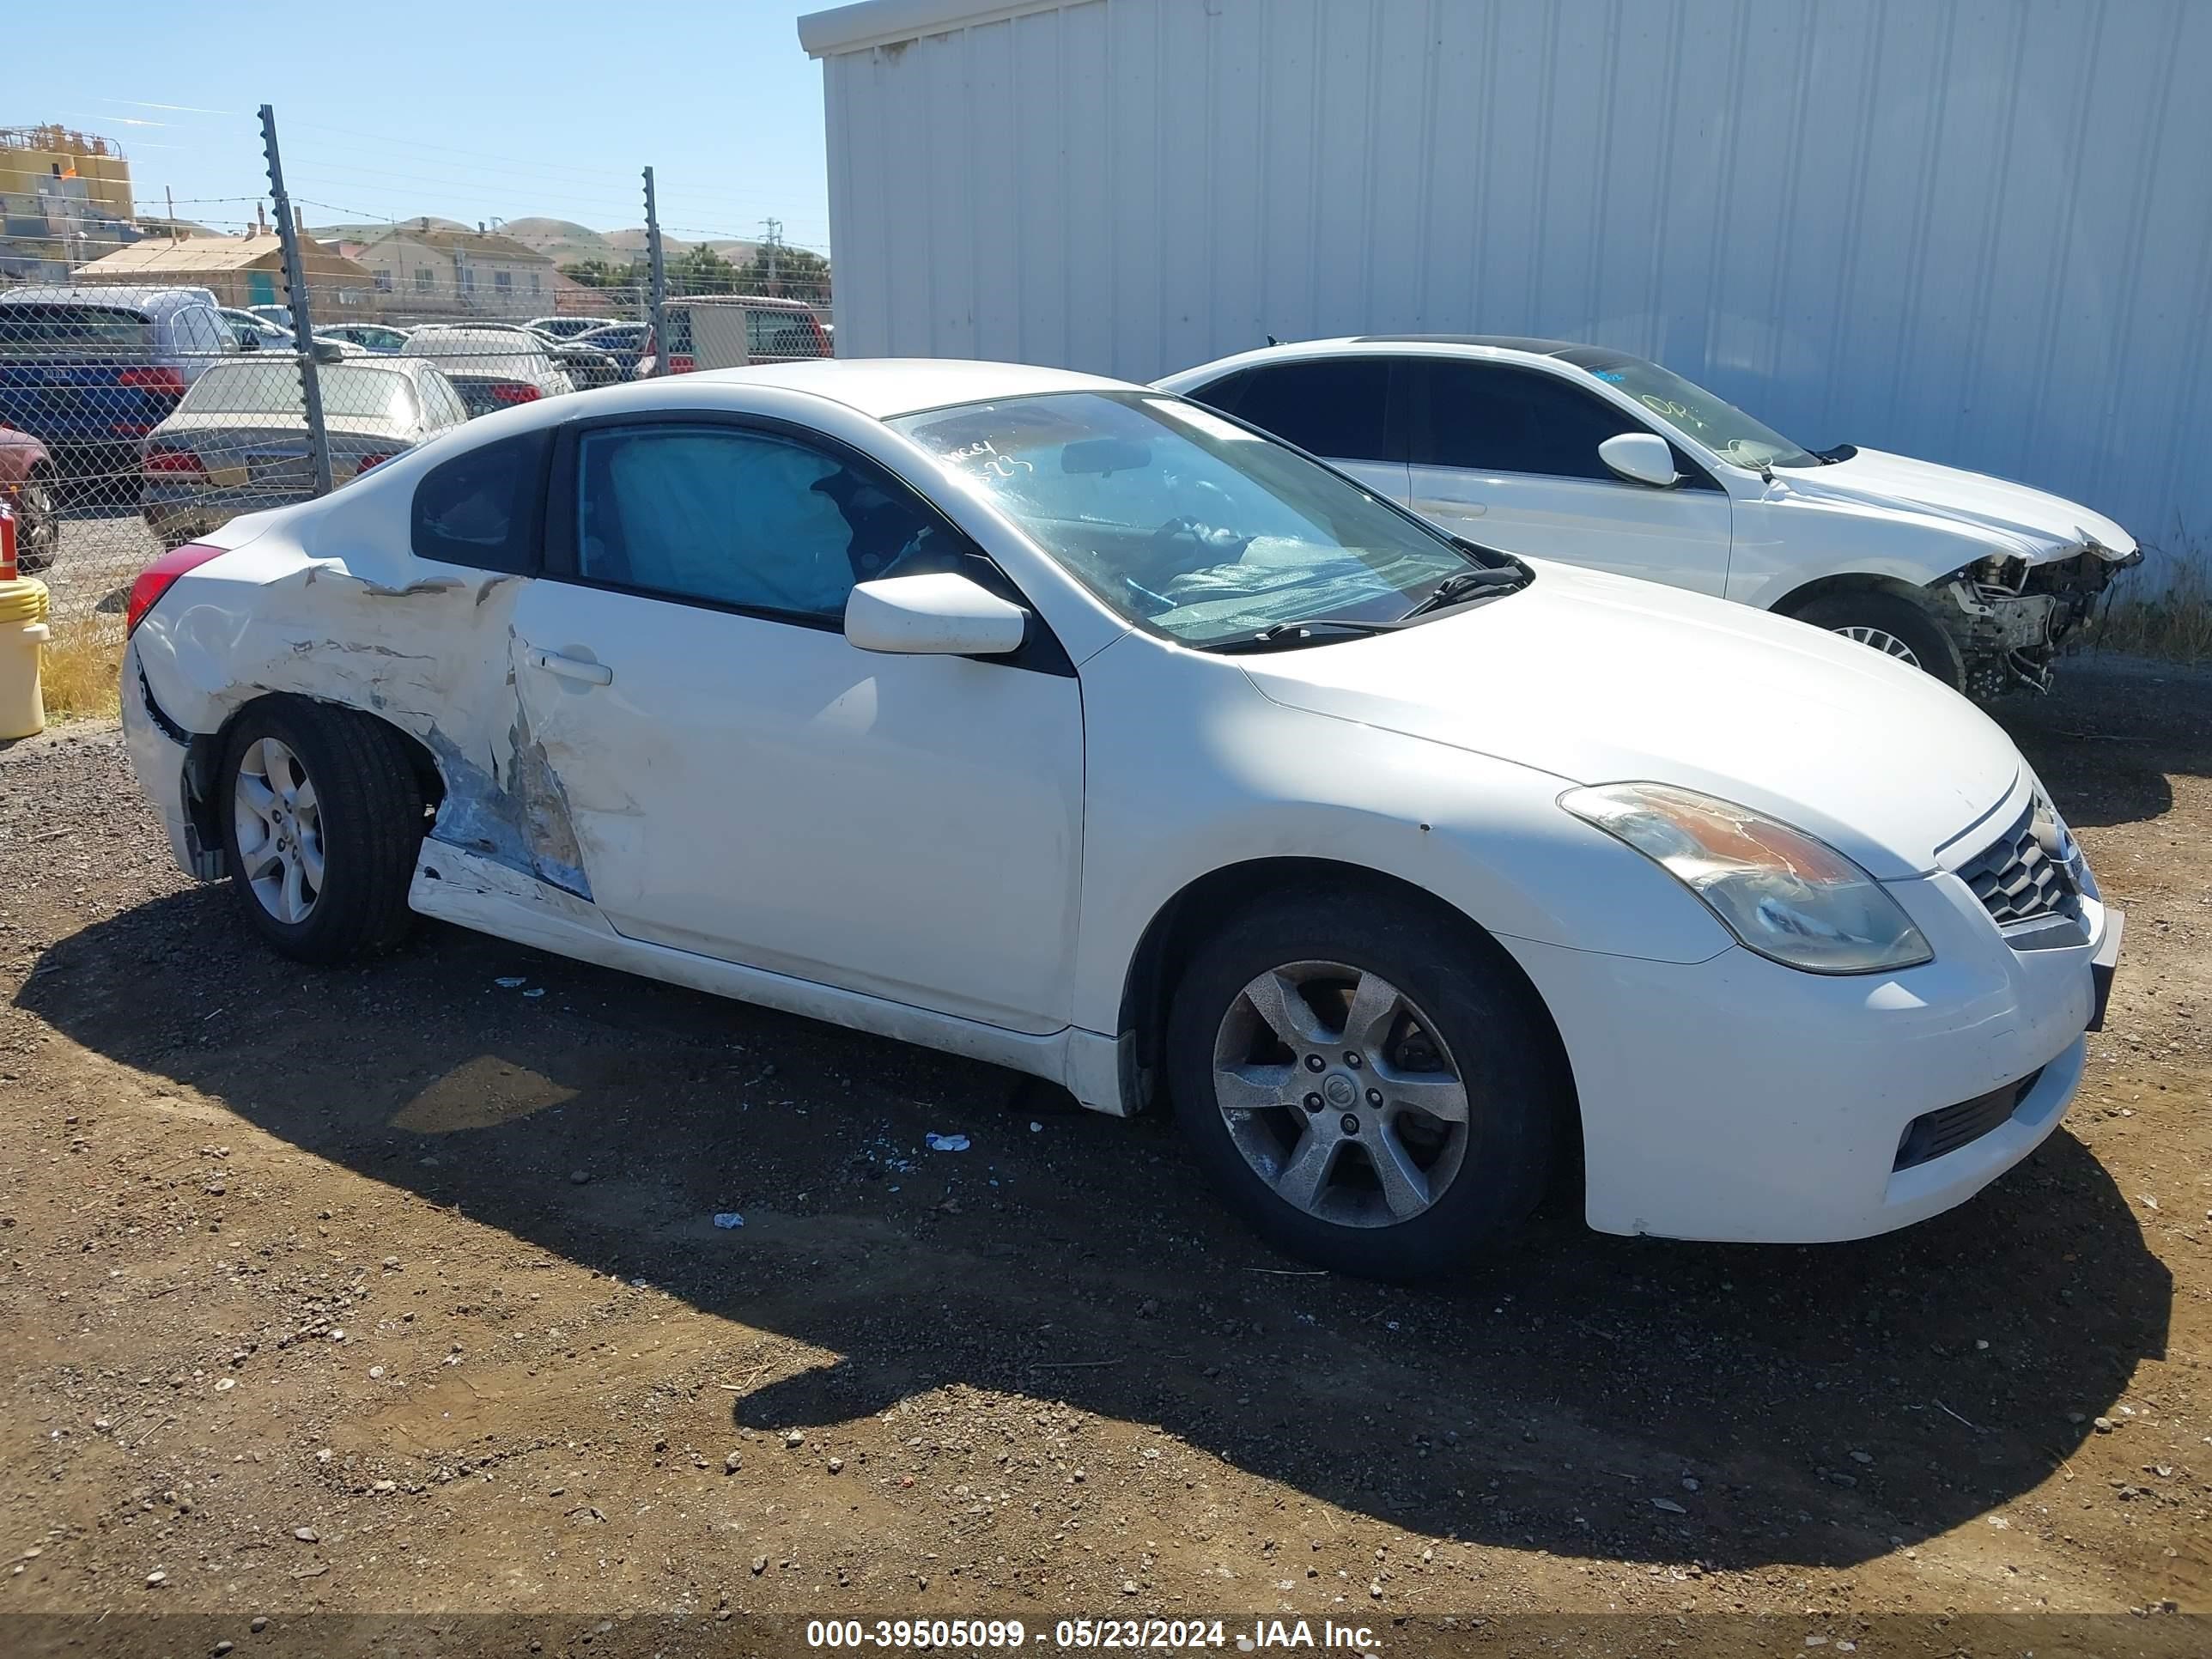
[138, 356, 470, 547]
[1159, 338, 2142, 699]
[0, 654, 2202, 1620]
[123, 361, 2121, 1280]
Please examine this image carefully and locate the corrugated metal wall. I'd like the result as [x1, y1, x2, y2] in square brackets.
[817, 0, 2212, 566]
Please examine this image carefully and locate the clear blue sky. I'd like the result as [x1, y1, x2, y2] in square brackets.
[16, 0, 836, 250]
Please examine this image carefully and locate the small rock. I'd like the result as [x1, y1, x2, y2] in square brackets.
[382, 1256, 399, 1269]
[828, 1457, 844, 1474]
[314, 1449, 332, 1464]
[751, 1555, 768, 1575]
[1849, 1450, 1874, 1465]
[2067, 1412, 2087, 1425]
[372, 1480, 396, 1492]
[1651, 1498, 1686, 1514]
[1121, 1581, 1139, 1595]
[216, 1642, 234, 1655]
[213, 1377, 236, 1392]
[368, 1366, 385, 1380]
[783, 1430, 805, 1448]
[1681, 1477, 1700, 1492]
[145, 1571, 167, 1587]
[293, 1528, 319, 1542]
[725, 1452, 741, 1474]
[569, 1170, 592, 1186]
[2094, 1417, 2116, 1433]
[251, 1617, 268, 1633]
[93, 1416, 113, 1432]
[1368, 1581, 1383, 1599]
[327, 1329, 345, 1343]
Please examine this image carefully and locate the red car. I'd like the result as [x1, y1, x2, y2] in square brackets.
[0, 424, 58, 575]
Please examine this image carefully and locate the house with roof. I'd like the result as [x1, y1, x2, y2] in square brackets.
[70, 228, 375, 318]
[336, 221, 559, 318]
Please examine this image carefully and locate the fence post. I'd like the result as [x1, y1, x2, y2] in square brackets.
[260, 104, 332, 496]
[643, 166, 669, 378]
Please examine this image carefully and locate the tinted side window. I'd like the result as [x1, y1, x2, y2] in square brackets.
[1230, 359, 1399, 464]
[1415, 362, 1661, 480]
[574, 424, 944, 623]
[1182, 369, 1251, 417]
[411, 430, 548, 573]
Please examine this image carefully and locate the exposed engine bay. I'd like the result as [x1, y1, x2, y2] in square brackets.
[1936, 545, 2142, 699]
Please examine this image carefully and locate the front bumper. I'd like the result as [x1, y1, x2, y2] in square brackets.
[1509, 849, 2114, 1244]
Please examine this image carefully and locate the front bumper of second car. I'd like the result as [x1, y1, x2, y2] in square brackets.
[1509, 836, 2117, 1245]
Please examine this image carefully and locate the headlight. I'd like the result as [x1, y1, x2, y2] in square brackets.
[1560, 782, 1933, 975]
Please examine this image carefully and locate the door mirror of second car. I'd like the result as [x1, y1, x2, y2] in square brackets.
[1598, 431, 1680, 489]
[845, 572, 1028, 659]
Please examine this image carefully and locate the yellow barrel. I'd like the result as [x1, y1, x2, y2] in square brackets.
[0, 576, 52, 740]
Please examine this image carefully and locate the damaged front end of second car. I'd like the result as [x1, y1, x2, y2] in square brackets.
[1933, 538, 2142, 699]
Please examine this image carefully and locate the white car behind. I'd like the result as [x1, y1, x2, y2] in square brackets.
[1157, 337, 2141, 698]
[119, 360, 2120, 1279]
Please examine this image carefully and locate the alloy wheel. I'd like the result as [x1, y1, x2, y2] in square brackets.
[1833, 624, 1922, 668]
[234, 736, 325, 924]
[1211, 960, 1471, 1228]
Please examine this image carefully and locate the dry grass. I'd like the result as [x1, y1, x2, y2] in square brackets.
[39, 617, 123, 724]
[2083, 536, 2212, 666]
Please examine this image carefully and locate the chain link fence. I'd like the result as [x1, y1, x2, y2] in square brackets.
[0, 112, 832, 678]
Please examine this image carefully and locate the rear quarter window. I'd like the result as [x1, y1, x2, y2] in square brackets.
[410, 430, 549, 574]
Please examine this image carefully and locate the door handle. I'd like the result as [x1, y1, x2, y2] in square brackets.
[532, 650, 612, 686]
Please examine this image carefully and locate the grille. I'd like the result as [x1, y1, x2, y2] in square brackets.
[1956, 802, 2077, 926]
[1893, 1069, 2043, 1171]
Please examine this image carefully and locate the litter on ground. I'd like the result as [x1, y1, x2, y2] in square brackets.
[925, 1133, 970, 1152]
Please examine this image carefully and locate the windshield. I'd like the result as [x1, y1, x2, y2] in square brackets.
[888, 392, 1481, 647]
[1559, 349, 1820, 470]
[179, 362, 418, 421]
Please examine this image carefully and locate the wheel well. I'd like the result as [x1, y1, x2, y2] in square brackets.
[183, 692, 445, 849]
[1115, 857, 1579, 1136]
[1769, 570, 1940, 619]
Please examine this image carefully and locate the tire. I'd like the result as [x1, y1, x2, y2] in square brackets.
[14, 471, 58, 575]
[218, 697, 425, 963]
[1784, 586, 1966, 690]
[1165, 884, 1562, 1281]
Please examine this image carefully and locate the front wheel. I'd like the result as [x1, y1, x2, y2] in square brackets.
[1165, 887, 1562, 1280]
[219, 698, 425, 963]
[1784, 587, 1966, 690]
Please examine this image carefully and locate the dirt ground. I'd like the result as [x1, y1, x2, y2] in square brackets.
[0, 655, 2206, 1653]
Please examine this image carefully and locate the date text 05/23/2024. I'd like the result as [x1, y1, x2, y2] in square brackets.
[803, 1618, 1384, 1651]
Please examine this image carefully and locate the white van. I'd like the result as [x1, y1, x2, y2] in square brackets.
[635, 296, 831, 377]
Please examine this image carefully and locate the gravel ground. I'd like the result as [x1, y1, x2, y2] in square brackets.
[0, 659, 2205, 1651]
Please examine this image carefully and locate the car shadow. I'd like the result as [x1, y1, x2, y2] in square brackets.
[19, 883, 2172, 1574]
[1996, 653, 2212, 829]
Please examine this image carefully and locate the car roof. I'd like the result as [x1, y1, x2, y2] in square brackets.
[1344, 331, 1586, 354]
[697, 357, 1135, 419]
[0, 284, 216, 313]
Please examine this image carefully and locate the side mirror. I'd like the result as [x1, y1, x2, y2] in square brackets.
[1598, 432, 1679, 489]
[845, 572, 1028, 658]
[237, 333, 260, 351]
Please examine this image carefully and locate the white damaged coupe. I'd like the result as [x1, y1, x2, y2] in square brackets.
[122, 360, 2123, 1279]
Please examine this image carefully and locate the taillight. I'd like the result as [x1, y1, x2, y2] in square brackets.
[143, 444, 205, 477]
[118, 366, 187, 397]
[355, 453, 393, 473]
[488, 382, 540, 404]
[125, 542, 225, 635]
[669, 353, 696, 374]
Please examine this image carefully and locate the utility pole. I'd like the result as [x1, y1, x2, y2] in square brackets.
[643, 166, 668, 377]
[165, 185, 178, 242]
[762, 216, 781, 294]
[259, 104, 332, 496]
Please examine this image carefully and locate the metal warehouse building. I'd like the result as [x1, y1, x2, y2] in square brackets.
[799, 0, 2212, 570]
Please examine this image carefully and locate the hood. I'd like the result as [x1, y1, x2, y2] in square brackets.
[1237, 561, 2021, 879]
[1772, 447, 2136, 564]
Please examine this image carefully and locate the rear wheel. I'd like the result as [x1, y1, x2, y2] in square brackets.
[1166, 886, 1561, 1280]
[1784, 586, 1965, 690]
[220, 698, 424, 963]
[13, 471, 58, 574]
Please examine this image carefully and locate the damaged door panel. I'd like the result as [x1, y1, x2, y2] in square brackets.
[507, 578, 1086, 1036]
